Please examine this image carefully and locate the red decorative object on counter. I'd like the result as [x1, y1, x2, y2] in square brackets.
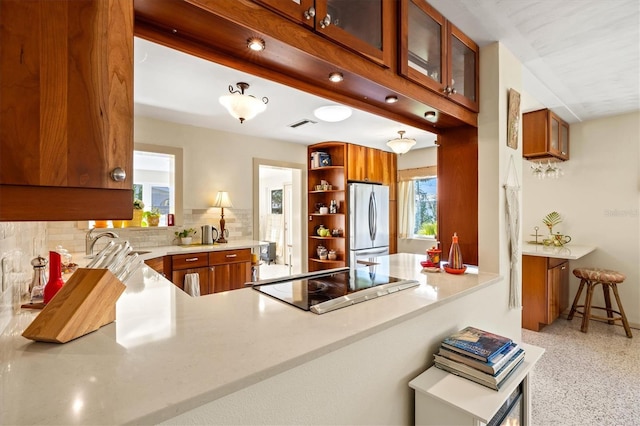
[447, 232, 464, 271]
[43, 251, 64, 304]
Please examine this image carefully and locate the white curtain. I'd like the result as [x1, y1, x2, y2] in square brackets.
[398, 180, 415, 239]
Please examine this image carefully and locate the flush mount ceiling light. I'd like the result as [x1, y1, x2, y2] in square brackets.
[219, 82, 269, 123]
[328, 72, 344, 83]
[313, 105, 353, 122]
[386, 130, 416, 155]
[247, 37, 265, 51]
[385, 95, 399, 104]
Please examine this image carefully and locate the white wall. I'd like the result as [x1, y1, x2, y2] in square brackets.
[477, 42, 524, 337]
[397, 147, 438, 255]
[522, 111, 640, 326]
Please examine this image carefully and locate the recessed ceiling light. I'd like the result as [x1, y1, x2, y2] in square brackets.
[313, 105, 353, 122]
[424, 111, 437, 122]
[328, 72, 344, 83]
[247, 37, 265, 51]
[385, 95, 398, 104]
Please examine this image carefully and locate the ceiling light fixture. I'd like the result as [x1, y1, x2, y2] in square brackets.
[386, 130, 416, 155]
[219, 82, 268, 123]
[313, 105, 353, 122]
[328, 72, 344, 83]
[247, 37, 265, 51]
[385, 95, 398, 104]
[424, 111, 437, 122]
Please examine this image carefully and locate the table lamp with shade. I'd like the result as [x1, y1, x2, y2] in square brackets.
[213, 191, 233, 243]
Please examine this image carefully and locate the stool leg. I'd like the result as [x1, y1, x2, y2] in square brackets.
[611, 284, 633, 338]
[602, 283, 615, 325]
[581, 282, 595, 333]
[568, 279, 586, 320]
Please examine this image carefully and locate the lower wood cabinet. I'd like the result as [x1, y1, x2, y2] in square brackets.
[172, 266, 211, 296]
[522, 255, 569, 331]
[168, 249, 252, 295]
[144, 256, 167, 277]
[209, 249, 252, 293]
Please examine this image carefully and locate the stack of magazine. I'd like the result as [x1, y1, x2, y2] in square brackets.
[434, 326, 526, 391]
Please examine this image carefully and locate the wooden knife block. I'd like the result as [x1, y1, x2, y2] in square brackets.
[22, 268, 126, 343]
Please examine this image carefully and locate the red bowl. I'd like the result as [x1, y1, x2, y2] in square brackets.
[444, 265, 467, 275]
[420, 260, 435, 268]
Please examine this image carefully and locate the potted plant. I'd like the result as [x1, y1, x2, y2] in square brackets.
[144, 208, 162, 227]
[130, 199, 145, 227]
[175, 228, 196, 245]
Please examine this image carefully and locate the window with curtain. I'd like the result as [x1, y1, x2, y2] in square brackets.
[398, 166, 437, 239]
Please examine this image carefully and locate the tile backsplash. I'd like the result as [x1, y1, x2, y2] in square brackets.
[46, 208, 254, 254]
[0, 209, 253, 332]
[0, 222, 47, 332]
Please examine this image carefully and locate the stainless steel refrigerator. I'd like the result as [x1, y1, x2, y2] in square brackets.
[348, 182, 390, 267]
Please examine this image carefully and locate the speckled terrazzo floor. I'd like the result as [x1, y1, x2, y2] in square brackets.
[522, 319, 640, 426]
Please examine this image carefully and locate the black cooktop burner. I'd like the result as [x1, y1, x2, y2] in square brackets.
[253, 268, 410, 313]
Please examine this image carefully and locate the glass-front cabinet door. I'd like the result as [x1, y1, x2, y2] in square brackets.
[400, 0, 479, 112]
[254, 0, 391, 67]
[400, 0, 447, 94]
[253, 0, 315, 28]
[315, 0, 390, 66]
[549, 112, 569, 160]
[447, 23, 479, 111]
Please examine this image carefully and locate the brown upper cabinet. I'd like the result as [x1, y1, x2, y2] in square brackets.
[347, 144, 397, 200]
[523, 109, 570, 161]
[0, 0, 134, 221]
[400, 0, 479, 112]
[253, 0, 393, 67]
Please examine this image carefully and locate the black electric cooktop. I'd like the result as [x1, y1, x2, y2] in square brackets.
[252, 267, 418, 314]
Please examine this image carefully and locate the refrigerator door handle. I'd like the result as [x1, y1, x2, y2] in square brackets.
[369, 191, 377, 241]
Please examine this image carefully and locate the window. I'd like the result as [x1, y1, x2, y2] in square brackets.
[413, 177, 437, 237]
[398, 166, 437, 240]
[133, 143, 183, 226]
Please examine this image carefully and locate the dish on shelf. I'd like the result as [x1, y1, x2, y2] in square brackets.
[444, 265, 467, 275]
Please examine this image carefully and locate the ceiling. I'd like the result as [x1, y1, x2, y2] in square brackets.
[134, 0, 639, 150]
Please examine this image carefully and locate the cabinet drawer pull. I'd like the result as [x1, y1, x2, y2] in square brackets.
[226, 254, 237, 258]
[185, 257, 199, 262]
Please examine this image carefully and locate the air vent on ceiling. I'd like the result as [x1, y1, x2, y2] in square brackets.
[288, 119, 317, 129]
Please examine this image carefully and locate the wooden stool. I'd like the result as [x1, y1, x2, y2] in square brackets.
[568, 268, 632, 338]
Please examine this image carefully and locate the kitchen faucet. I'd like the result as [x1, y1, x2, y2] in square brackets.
[86, 228, 119, 256]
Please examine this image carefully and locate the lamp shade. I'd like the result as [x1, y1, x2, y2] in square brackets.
[213, 191, 234, 209]
[219, 82, 268, 123]
[386, 131, 416, 154]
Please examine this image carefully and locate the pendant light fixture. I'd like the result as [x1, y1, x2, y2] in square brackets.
[219, 82, 269, 123]
[386, 130, 416, 154]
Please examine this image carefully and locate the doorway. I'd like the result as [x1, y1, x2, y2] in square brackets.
[253, 159, 306, 280]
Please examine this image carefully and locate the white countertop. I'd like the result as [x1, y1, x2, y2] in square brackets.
[124, 239, 267, 262]
[1, 253, 501, 425]
[521, 243, 596, 260]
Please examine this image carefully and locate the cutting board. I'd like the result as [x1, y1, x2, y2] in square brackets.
[22, 268, 126, 343]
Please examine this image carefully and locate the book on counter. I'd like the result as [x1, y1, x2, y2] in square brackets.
[441, 326, 512, 363]
[434, 355, 525, 391]
[438, 341, 521, 375]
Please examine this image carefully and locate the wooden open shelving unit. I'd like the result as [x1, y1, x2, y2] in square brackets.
[308, 142, 348, 272]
